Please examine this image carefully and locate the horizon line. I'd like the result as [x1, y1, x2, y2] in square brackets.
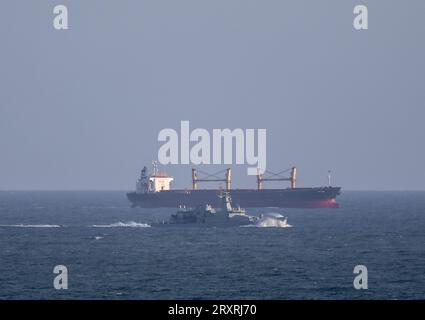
[1, 189, 425, 192]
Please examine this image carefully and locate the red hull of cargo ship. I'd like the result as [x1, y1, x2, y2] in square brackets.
[126, 187, 341, 209]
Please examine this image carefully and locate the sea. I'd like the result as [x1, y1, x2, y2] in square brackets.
[0, 191, 424, 300]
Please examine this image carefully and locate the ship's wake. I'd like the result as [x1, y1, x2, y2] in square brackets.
[243, 213, 292, 228]
[250, 217, 292, 228]
[92, 221, 151, 228]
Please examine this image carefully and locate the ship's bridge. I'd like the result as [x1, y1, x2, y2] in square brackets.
[149, 174, 174, 192]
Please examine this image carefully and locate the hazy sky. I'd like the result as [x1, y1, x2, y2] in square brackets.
[1, 0, 424, 190]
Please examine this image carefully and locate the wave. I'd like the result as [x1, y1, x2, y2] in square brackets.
[81, 206, 127, 209]
[0, 224, 61, 228]
[242, 213, 292, 228]
[92, 221, 151, 228]
[251, 217, 292, 228]
[262, 212, 285, 218]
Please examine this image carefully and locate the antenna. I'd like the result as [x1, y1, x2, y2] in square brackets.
[152, 160, 158, 176]
[328, 170, 332, 187]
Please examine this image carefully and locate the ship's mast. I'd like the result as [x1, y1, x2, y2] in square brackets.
[152, 160, 158, 176]
[192, 169, 198, 190]
[191, 168, 231, 191]
[256, 166, 297, 190]
[328, 170, 332, 187]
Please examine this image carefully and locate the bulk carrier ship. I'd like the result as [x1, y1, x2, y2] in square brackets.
[127, 163, 341, 208]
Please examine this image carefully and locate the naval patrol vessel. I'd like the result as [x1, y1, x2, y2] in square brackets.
[152, 192, 290, 227]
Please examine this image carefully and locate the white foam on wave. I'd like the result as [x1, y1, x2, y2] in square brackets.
[262, 212, 285, 218]
[92, 221, 151, 228]
[242, 212, 293, 228]
[251, 217, 292, 228]
[0, 224, 61, 228]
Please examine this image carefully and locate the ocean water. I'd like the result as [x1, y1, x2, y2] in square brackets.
[0, 191, 424, 300]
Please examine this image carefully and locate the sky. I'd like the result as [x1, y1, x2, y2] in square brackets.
[0, 0, 424, 191]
